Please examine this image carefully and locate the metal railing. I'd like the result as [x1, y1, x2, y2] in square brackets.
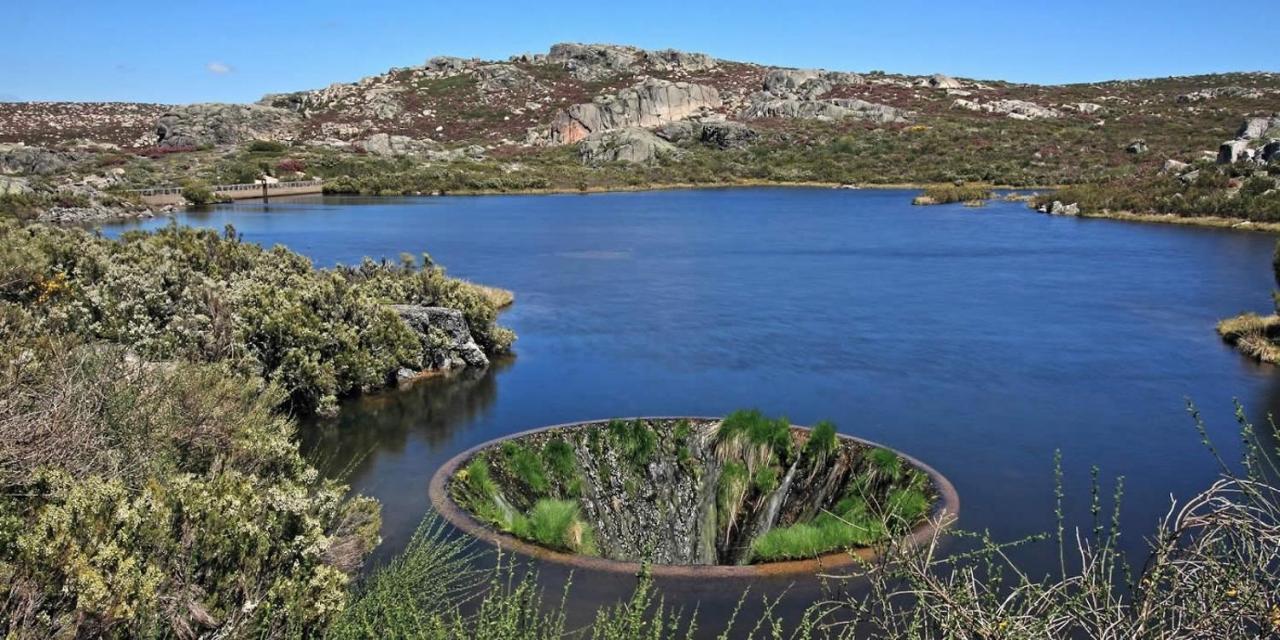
[130, 179, 324, 197]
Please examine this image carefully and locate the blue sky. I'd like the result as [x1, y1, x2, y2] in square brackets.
[5, 1, 1278, 103]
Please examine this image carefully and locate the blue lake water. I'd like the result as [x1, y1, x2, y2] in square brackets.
[105, 187, 1280, 630]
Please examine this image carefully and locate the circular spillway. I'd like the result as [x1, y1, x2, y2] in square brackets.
[429, 415, 959, 577]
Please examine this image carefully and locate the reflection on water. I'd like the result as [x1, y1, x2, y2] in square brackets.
[301, 357, 513, 563]
[100, 188, 1280, 634]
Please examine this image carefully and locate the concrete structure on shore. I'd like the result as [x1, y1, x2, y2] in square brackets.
[132, 179, 324, 206]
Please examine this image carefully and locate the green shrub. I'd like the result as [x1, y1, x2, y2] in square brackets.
[0, 344, 377, 638]
[753, 467, 780, 494]
[605, 419, 657, 468]
[869, 447, 903, 478]
[542, 437, 581, 495]
[246, 140, 288, 153]
[500, 441, 549, 495]
[717, 409, 793, 464]
[460, 456, 497, 500]
[0, 222, 512, 413]
[510, 499, 596, 554]
[886, 487, 931, 528]
[180, 180, 215, 205]
[751, 494, 887, 561]
[0, 192, 46, 220]
[804, 420, 838, 459]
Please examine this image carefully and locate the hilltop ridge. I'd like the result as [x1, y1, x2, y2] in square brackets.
[1, 42, 1277, 222]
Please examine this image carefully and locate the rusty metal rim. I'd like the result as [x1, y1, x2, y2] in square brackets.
[427, 417, 960, 578]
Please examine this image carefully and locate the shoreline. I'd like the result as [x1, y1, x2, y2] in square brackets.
[332, 179, 1058, 198]
[76, 182, 1280, 236]
[1056, 209, 1280, 234]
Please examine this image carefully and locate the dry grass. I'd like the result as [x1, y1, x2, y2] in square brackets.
[465, 282, 515, 309]
[1070, 210, 1280, 233]
[793, 406, 1280, 639]
[0, 344, 288, 487]
[914, 183, 994, 206]
[1217, 313, 1280, 364]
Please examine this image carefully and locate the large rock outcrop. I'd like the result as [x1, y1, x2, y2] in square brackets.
[1238, 117, 1277, 140]
[1217, 116, 1280, 165]
[475, 64, 536, 93]
[155, 104, 301, 148]
[760, 68, 864, 98]
[924, 73, 963, 89]
[547, 43, 644, 81]
[1219, 139, 1252, 164]
[657, 120, 758, 149]
[1177, 86, 1267, 103]
[952, 98, 1061, 120]
[0, 144, 84, 175]
[742, 97, 907, 123]
[392, 305, 489, 372]
[550, 79, 722, 144]
[579, 128, 678, 164]
[740, 68, 899, 123]
[359, 133, 440, 156]
[546, 43, 718, 81]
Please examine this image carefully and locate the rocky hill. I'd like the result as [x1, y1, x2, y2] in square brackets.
[1, 42, 1278, 222]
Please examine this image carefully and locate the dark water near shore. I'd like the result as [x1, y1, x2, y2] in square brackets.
[105, 188, 1280, 632]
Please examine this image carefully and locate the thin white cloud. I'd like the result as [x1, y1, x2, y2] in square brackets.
[206, 62, 233, 75]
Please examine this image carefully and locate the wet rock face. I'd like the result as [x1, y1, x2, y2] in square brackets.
[449, 417, 937, 566]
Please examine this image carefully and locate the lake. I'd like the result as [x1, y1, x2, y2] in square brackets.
[105, 187, 1280, 631]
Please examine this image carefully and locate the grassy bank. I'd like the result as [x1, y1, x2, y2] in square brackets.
[1055, 208, 1280, 233]
[1218, 313, 1280, 363]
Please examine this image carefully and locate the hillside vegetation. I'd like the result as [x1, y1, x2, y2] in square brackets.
[0, 44, 1276, 223]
